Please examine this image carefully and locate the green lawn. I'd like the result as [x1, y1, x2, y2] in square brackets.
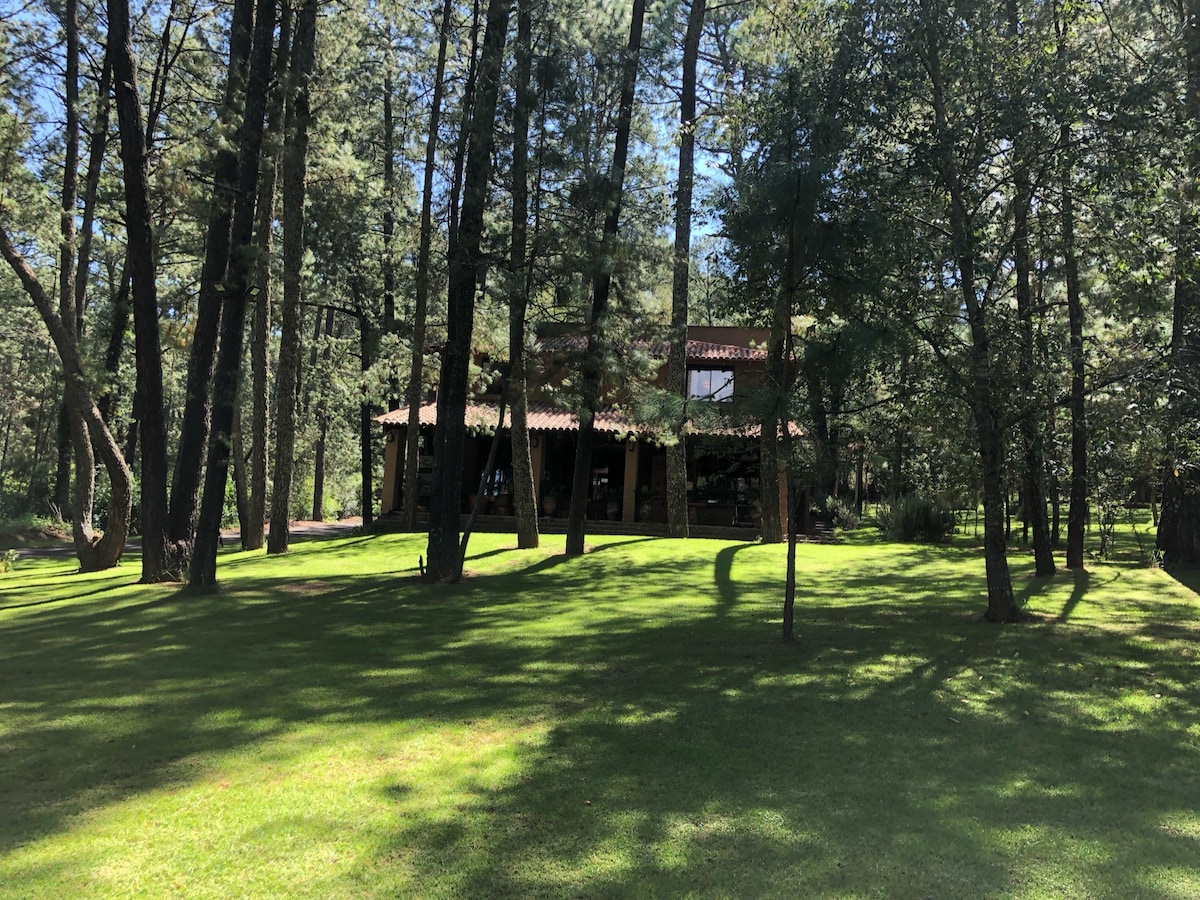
[1, 529, 1198, 898]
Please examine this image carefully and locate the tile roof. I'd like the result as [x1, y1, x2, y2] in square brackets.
[375, 402, 644, 436]
[539, 335, 767, 363]
[375, 401, 800, 438]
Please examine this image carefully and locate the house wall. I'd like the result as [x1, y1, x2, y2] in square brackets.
[381, 428, 401, 515]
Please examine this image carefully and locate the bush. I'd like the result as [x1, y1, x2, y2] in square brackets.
[876, 494, 956, 543]
[825, 495, 862, 532]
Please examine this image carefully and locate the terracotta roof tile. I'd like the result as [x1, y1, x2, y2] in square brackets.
[539, 335, 766, 363]
[375, 400, 800, 438]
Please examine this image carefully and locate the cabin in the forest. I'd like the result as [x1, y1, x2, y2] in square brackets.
[376, 325, 798, 533]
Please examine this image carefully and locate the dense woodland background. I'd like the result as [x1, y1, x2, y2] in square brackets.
[0, 0, 1197, 615]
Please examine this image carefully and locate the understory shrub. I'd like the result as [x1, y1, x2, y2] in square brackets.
[876, 493, 956, 543]
[826, 495, 862, 531]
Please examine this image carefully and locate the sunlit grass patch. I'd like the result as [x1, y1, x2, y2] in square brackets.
[1, 529, 1198, 897]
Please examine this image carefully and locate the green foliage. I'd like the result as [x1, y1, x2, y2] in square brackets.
[0, 548, 17, 572]
[876, 492, 956, 543]
[824, 494, 860, 531]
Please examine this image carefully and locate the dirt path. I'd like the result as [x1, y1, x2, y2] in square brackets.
[13, 517, 365, 560]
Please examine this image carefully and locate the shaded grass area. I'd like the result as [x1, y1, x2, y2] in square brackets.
[1, 533, 1199, 897]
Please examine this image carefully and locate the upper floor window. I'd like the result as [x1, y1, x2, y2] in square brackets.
[688, 368, 734, 402]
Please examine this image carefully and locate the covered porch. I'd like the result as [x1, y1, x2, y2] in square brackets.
[376, 401, 792, 535]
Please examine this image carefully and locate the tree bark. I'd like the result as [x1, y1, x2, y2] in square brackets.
[265, 0, 318, 557]
[565, 0, 647, 556]
[1060, 72, 1087, 568]
[1158, 0, 1200, 567]
[311, 307, 335, 522]
[425, 0, 514, 580]
[665, 0, 706, 539]
[508, 0, 539, 549]
[168, 0, 257, 552]
[0, 226, 132, 570]
[1007, 0, 1054, 578]
[402, 0, 454, 530]
[356, 282, 376, 531]
[109, 0, 179, 581]
[924, 12, 1018, 620]
[245, 3, 292, 551]
[190, 0, 279, 586]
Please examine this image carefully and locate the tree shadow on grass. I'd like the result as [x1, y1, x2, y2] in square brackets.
[713, 543, 753, 615]
[1168, 567, 1200, 597]
[2, 533, 1199, 896]
[365, 595, 1200, 897]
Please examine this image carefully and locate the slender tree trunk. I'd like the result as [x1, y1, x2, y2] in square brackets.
[265, 0, 318, 557]
[53, 401, 71, 517]
[75, 52, 112, 320]
[1007, 0, 1054, 578]
[232, 403, 250, 537]
[0, 227, 132, 570]
[508, 0, 539, 549]
[311, 307, 335, 522]
[168, 0, 257, 552]
[1064, 158, 1087, 567]
[356, 282, 376, 530]
[98, 271, 130, 425]
[425, 0, 514, 580]
[1057, 8, 1086, 565]
[926, 19, 1017, 620]
[1158, 0, 1200, 567]
[458, 394, 507, 577]
[565, 0, 647, 556]
[190, 0, 279, 586]
[447, 0, 482, 262]
[245, 4, 292, 552]
[402, 0, 454, 530]
[781, 173, 800, 640]
[666, 0, 706, 539]
[109, 0, 179, 581]
[759, 297, 786, 544]
[382, 76, 396, 343]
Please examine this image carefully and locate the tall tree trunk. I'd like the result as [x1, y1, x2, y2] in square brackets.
[665, 0, 706, 539]
[190, 0, 279, 586]
[925, 16, 1017, 621]
[1007, 0, 1054, 578]
[53, 400, 71, 518]
[508, 0, 539, 549]
[168, 0, 257, 552]
[425, 0, 514, 581]
[264, 0, 316, 557]
[245, 3, 292, 552]
[311, 307, 335, 522]
[382, 73, 400, 412]
[402, 0, 454, 530]
[458, 394, 507, 577]
[565, 0, 647, 556]
[232, 403, 250, 537]
[1158, 0, 1200, 567]
[759, 291, 787, 545]
[109, 0, 179, 581]
[1061, 41, 1088, 567]
[356, 282, 376, 531]
[0, 227, 132, 570]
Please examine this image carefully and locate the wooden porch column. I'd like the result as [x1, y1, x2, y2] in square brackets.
[622, 439, 639, 523]
[380, 428, 402, 514]
[531, 433, 546, 504]
[778, 455, 789, 530]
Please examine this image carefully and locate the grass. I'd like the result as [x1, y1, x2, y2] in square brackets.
[1, 524, 1198, 898]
